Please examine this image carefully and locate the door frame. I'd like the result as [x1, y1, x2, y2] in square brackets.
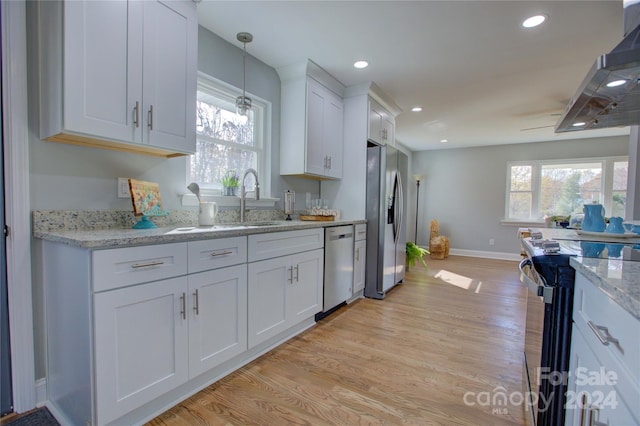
[1, 0, 37, 412]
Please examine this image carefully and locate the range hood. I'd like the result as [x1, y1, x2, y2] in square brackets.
[555, 1, 640, 133]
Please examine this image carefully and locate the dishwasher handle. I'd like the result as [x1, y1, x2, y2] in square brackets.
[328, 232, 353, 241]
[519, 258, 554, 304]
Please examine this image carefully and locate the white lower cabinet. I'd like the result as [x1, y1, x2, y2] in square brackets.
[248, 249, 323, 348]
[93, 262, 247, 425]
[247, 228, 324, 348]
[94, 276, 189, 425]
[565, 270, 640, 426]
[43, 228, 326, 425]
[188, 264, 247, 377]
[353, 238, 366, 294]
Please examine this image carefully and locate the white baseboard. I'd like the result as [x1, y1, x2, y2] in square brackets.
[449, 248, 521, 261]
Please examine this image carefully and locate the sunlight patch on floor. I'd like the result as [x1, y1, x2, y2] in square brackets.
[433, 269, 483, 293]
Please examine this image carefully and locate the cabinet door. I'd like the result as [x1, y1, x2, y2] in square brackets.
[94, 277, 188, 425]
[568, 326, 639, 426]
[64, 0, 143, 143]
[188, 264, 247, 377]
[353, 239, 366, 294]
[324, 91, 344, 178]
[288, 249, 324, 324]
[381, 113, 395, 146]
[306, 79, 328, 176]
[142, 0, 197, 153]
[248, 257, 289, 348]
[368, 101, 383, 144]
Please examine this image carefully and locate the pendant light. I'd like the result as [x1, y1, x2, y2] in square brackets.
[236, 32, 253, 116]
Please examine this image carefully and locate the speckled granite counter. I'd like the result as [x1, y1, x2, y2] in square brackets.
[521, 227, 640, 321]
[33, 210, 366, 249]
[570, 257, 640, 321]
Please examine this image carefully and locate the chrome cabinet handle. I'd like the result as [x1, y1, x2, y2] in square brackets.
[148, 105, 154, 130]
[327, 156, 331, 169]
[580, 394, 587, 426]
[589, 405, 607, 426]
[133, 101, 140, 128]
[193, 289, 199, 316]
[587, 320, 620, 346]
[294, 265, 299, 282]
[356, 247, 360, 261]
[131, 260, 164, 269]
[287, 267, 293, 283]
[211, 250, 233, 257]
[180, 292, 186, 320]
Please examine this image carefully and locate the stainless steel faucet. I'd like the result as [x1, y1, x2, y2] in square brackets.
[240, 168, 260, 222]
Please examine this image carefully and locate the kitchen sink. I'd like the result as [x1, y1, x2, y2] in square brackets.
[165, 221, 286, 235]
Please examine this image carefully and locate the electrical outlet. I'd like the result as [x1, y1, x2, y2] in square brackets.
[117, 178, 130, 198]
[489, 238, 495, 246]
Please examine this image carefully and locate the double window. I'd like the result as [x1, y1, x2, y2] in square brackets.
[506, 157, 629, 221]
[188, 74, 268, 194]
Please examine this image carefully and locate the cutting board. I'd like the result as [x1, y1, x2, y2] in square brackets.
[300, 215, 335, 221]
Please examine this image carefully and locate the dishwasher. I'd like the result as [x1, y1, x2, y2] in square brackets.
[318, 225, 354, 319]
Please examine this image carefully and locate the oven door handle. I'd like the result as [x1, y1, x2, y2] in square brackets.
[519, 258, 554, 304]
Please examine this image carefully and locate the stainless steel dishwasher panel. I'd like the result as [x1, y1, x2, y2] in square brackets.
[323, 225, 354, 312]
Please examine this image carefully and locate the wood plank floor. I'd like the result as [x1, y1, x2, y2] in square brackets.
[148, 255, 528, 426]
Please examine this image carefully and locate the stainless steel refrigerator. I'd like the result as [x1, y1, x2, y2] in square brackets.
[365, 143, 407, 299]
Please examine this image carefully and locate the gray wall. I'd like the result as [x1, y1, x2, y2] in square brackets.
[408, 136, 630, 257]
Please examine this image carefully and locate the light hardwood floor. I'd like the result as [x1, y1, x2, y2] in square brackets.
[148, 255, 528, 426]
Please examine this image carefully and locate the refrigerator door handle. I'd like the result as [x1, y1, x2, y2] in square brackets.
[396, 170, 404, 243]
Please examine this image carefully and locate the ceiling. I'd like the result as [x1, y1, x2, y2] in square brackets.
[197, 0, 632, 151]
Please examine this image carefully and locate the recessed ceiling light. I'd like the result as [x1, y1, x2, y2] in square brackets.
[522, 14, 547, 28]
[353, 60, 368, 69]
[411, 107, 423, 112]
[606, 79, 627, 88]
[572, 122, 586, 127]
[440, 139, 448, 143]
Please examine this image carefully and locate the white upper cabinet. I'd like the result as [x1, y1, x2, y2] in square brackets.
[35, 0, 197, 157]
[278, 60, 344, 180]
[368, 98, 395, 146]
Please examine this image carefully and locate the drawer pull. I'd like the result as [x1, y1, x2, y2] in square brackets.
[211, 250, 233, 257]
[193, 289, 199, 316]
[131, 260, 165, 269]
[287, 267, 293, 283]
[587, 321, 620, 346]
[294, 265, 299, 282]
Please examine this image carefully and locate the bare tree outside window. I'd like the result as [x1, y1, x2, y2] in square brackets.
[188, 80, 263, 191]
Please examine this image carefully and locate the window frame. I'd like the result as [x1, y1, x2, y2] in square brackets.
[188, 72, 272, 198]
[504, 156, 629, 222]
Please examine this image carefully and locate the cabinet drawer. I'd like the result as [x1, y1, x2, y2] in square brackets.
[248, 228, 324, 262]
[573, 272, 640, 386]
[355, 223, 367, 241]
[92, 243, 187, 292]
[187, 237, 247, 273]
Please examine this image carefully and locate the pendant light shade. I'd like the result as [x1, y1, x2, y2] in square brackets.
[236, 32, 253, 116]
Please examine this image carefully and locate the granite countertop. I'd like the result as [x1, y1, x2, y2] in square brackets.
[570, 256, 640, 322]
[522, 227, 640, 321]
[34, 219, 366, 249]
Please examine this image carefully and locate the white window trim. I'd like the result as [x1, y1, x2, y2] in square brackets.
[504, 156, 629, 221]
[186, 72, 273, 206]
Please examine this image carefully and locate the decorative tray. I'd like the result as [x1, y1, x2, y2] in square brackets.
[300, 215, 335, 221]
